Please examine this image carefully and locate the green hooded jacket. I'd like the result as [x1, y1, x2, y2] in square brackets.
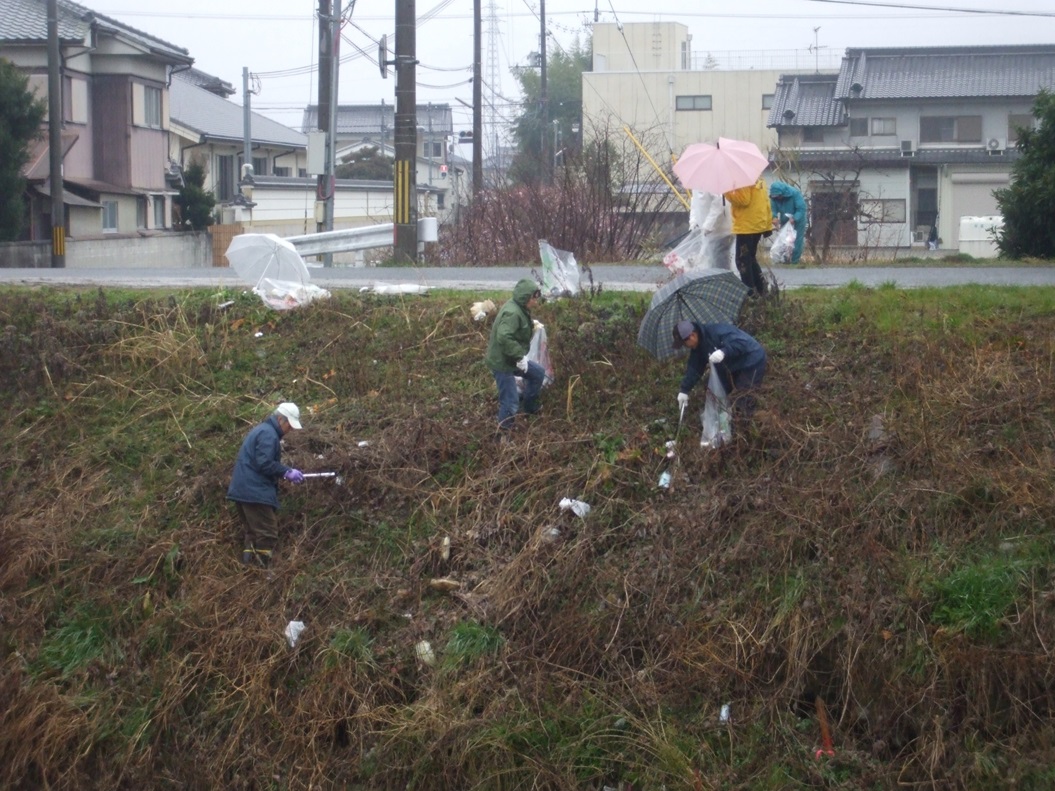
[484, 278, 537, 372]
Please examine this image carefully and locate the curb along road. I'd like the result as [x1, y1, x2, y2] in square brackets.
[1, 265, 1054, 292]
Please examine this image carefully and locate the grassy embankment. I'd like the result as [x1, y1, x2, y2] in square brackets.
[2, 281, 1054, 790]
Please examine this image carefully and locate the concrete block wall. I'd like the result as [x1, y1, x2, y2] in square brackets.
[0, 232, 213, 269]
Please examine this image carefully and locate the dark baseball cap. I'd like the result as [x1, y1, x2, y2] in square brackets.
[671, 320, 695, 349]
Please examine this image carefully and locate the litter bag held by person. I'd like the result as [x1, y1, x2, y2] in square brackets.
[520, 320, 555, 389]
[700, 367, 732, 449]
[769, 220, 797, 265]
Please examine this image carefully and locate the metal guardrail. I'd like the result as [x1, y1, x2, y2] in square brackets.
[284, 224, 394, 256]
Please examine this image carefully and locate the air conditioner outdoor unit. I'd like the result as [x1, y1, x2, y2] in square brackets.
[900, 139, 916, 156]
[986, 137, 1006, 154]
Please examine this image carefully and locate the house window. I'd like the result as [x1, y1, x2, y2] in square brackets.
[803, 127, 825, 143]
[298, 168, 308, 178]
[137, 197, 147, 229]
[102, 201, 119, 232]
[424, 141, 443, 158]
[217, 155, 235, 201]
[153, 196, 166, 228]
[870, 117, 896, 136]
[144, 86, 162, 129]
[675, 95, 712, 111]
[762, 94, 774, 111]
[860, 198, 906, 224]
[252, 157, 267, 178]
[274, 166, 292, 177]
[848, 118, 868, 136]
[920, 115, 982, 143]
[1008, 114, 1033, 144]
[437, 192, 445, 210]
[62, 76, 89, 124]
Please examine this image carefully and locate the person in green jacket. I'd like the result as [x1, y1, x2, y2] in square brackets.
[484, 278, 544, 437]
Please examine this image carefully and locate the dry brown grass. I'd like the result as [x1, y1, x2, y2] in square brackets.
[1, 285, 1054, 789]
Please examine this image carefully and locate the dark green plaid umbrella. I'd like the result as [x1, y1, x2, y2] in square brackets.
[637, 268, 750, 360]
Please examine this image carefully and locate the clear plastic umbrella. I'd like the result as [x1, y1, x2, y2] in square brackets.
[225, 233, 311, 290]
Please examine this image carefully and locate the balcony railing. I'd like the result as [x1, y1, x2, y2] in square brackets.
[690, 48, 844, 71]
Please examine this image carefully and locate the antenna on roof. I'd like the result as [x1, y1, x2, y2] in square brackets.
[809, 26, 828, 74]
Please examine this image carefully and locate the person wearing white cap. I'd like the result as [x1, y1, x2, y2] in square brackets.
[226, 402, 305, 567]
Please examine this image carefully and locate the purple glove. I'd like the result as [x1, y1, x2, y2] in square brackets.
[284, 469, 305, 484]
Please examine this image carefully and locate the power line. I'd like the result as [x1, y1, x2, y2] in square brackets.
[804, 0, 1055, 17]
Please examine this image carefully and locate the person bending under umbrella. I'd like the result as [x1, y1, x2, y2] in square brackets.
[673, 320, 767, 419]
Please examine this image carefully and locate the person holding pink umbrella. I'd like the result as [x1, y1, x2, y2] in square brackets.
[672, 138, 771, 296]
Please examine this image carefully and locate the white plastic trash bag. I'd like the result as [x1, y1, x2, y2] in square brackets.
[769, 221, 797, 264]
[255, 279, 331, 310]
[559, 497, 591, 518]
[516, 321, 555, 393]
[662, 229, 705, 275]
[285, 620, 306, 647]
[538, 240, 581, 297]
[360, 283, 430, 295]
[700, 367, 732, 449]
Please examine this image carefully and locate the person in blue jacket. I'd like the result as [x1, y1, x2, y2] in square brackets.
[227, 402, 305, 567]
[673, 321, 767, 418]
[769, 181, 808, 264]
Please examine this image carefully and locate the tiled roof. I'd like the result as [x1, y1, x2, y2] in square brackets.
[834, 45, 1055, 100]
[170, 78, 306, 148]
[177, 67, 235, 98]
[0, 0, 190, 62]
[301, 104, 453, 136]
[0, 0, 89, 41]
[767, 73, 843, 128]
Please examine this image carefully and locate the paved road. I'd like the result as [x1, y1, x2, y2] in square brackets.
[1, 264, 1054, 292]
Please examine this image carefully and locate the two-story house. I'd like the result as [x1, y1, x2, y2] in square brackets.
[768, 45, 1054, 252]
[2, 0, 193, 239]
[300, 103, 453, 217]
[169, 68, 308, 204]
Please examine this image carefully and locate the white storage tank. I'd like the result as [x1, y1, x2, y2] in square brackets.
[958, 215, 1004, 258]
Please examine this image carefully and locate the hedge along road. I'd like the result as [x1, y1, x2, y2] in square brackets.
[1, 264, 1055, 292]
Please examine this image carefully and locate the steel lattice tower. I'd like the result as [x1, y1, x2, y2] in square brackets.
[485, 0, 501, 173]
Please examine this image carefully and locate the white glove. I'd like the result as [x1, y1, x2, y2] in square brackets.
[677, 392, 689, 408]
[516, 356, 529, 373]
[709, 349, 725, 364]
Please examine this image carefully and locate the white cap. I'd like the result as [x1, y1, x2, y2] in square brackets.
[275, 402, 302, 429]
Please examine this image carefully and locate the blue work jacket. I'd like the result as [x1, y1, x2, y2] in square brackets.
[226, 415, 291, 509]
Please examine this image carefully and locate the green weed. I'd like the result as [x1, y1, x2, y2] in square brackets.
[927, 555, 1027, 639]
[442, 621, 504, 669]
[35, 605, 123, 680]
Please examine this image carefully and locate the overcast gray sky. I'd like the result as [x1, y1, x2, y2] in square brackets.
[95, 1, 1055, 133]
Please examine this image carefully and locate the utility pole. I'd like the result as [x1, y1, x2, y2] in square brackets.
[393, 0, 418, 263]
[472, 0, 482, 195]
[240, 67, 255, 203]
[316, 0, 336, 264]
[46, 0, 65, 267]
[539, 0, 548, 184]
[427, 101, 434, 185]
[328, 0, 341, 242]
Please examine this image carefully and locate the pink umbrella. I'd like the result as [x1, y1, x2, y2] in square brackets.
[672, 137, 769, 195]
